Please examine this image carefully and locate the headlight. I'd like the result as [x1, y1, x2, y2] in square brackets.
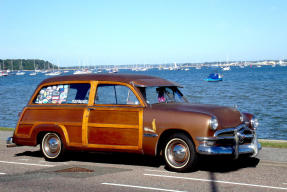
[209, 116, 219, 130]
[240, 112, 244, 122]
[250, 117, 259, 129]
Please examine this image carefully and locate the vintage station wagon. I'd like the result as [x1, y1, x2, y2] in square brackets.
[7, 74, 261, 172]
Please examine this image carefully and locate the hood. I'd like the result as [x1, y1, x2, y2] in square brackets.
[150, 103, 242, 129]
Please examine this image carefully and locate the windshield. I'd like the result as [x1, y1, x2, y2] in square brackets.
[138, 86, 188, 104]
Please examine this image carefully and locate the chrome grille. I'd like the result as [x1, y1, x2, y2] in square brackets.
[214, 125, 254, 144]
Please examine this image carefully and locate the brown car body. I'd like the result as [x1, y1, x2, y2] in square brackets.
[8, 74, 261, 172]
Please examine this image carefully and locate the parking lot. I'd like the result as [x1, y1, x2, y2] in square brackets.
[1, 131, 287, 192]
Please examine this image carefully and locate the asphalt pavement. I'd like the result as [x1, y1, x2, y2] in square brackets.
[0, 131, 286, 192]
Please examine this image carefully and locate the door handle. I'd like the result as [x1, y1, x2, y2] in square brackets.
[88, 108, 95, 111]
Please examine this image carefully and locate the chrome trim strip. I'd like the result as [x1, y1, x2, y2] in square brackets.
[197, 134, 254, 142]
[197, 143, 261, 156]
[214, 124, 253, 137]
[234, 128, 239, 159]
[143, 133, 158, 137]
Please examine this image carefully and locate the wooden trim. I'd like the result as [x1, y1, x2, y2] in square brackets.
[87, 106, 143, 111]
[88, 123, 138, 129]
[19, 121, 82, 126]
[90, 104, 143, 108]
[28, 81, 93, 105]
[88, 81, 97, 106]
[94, 81, 146, 107]
[58, 124, 70, 144]
[82, 109, 89, 146]
[138, 110, 143, 150]
[69, 143, 84, 147]
[86, 144, 139, 150]
[27, 105, 89, 108]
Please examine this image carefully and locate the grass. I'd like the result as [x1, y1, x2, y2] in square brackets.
[259, 139, 287, 148]
[0, 127, 14, 131]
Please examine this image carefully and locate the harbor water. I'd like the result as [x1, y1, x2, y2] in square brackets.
[0, 66, 286, 140]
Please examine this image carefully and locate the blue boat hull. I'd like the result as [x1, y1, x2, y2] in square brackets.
[205, 78, 223, 82]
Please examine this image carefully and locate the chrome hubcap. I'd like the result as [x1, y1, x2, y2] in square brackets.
[48, 138, 59, 151]
[165, 138, 190, 168]
[42, 133, 61, 158]
[172, 144, 187, 162]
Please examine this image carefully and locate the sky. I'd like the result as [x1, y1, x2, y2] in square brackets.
[0, 0, 287, 66]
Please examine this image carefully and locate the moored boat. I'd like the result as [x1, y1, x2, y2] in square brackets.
[205, 73, 223, 82]
[45, 71, 62, 76]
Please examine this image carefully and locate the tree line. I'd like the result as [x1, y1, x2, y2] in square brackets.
[0, 59, 56, 70]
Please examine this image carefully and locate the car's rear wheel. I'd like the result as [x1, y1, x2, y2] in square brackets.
[41, 132, 65, 161]
[164, 133, 198, 172]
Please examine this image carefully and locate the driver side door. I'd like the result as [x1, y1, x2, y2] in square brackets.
[86, 83, 144, 151]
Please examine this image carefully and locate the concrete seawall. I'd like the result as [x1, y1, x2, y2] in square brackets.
[258, 139, 287, 143]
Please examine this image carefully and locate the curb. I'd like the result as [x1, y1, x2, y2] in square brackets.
[259, 139, 287, 143]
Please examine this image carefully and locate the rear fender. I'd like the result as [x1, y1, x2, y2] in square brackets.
[31, 124, 69, 147]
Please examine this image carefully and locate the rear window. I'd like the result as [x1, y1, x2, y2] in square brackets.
[34, 83, 90, 104]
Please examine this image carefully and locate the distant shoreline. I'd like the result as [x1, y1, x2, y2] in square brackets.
[1, 58, 287, 71]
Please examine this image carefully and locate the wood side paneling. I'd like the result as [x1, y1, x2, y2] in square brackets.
[21, 108, 83, 122]
[16, 124, 33, 136]
[88, 110, 138, 125]
[65, 125, 82, 144]
[17, 107, 84, 146]
[88, 127, 138, 146]
[87, 107, 141, 148]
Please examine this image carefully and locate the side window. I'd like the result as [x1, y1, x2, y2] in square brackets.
[34, 84, 69, 104]
[66, 84, 90, 104]
[34, 84, 90, 104]
[115, 85, 139, 104]
[95, 84, 139, 105]
[95, 85, 117, 104]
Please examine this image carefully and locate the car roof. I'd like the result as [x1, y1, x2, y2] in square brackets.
[39, 74, 181, 87]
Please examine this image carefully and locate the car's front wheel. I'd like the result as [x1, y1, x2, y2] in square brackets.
[164, 133, 198, 172]
[41, 132, 65, 161]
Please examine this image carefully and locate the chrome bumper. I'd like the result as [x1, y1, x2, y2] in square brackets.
[197, 142, 261, 157]
[6, 137, 17, 147]
[196, 126, 261, 159]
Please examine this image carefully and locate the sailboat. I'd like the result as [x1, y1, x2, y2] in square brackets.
[1, 71, 8, 76]
[46, 64, 62, 76]
[73, 68, 92, 74]
[29, 60, 37, 76]
[30, 71, 37, 75]
[222, 66, 231, 71]
[16, 60, 25, 75]
[46, 71, 61, 76]
[195, 65, 202, 70]
[169, 62, 180, 70]
[0, 60, 8, 76]
[0, 61, 2, 76]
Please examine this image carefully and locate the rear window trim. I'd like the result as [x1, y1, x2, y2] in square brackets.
[30, 82, 92, 105]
